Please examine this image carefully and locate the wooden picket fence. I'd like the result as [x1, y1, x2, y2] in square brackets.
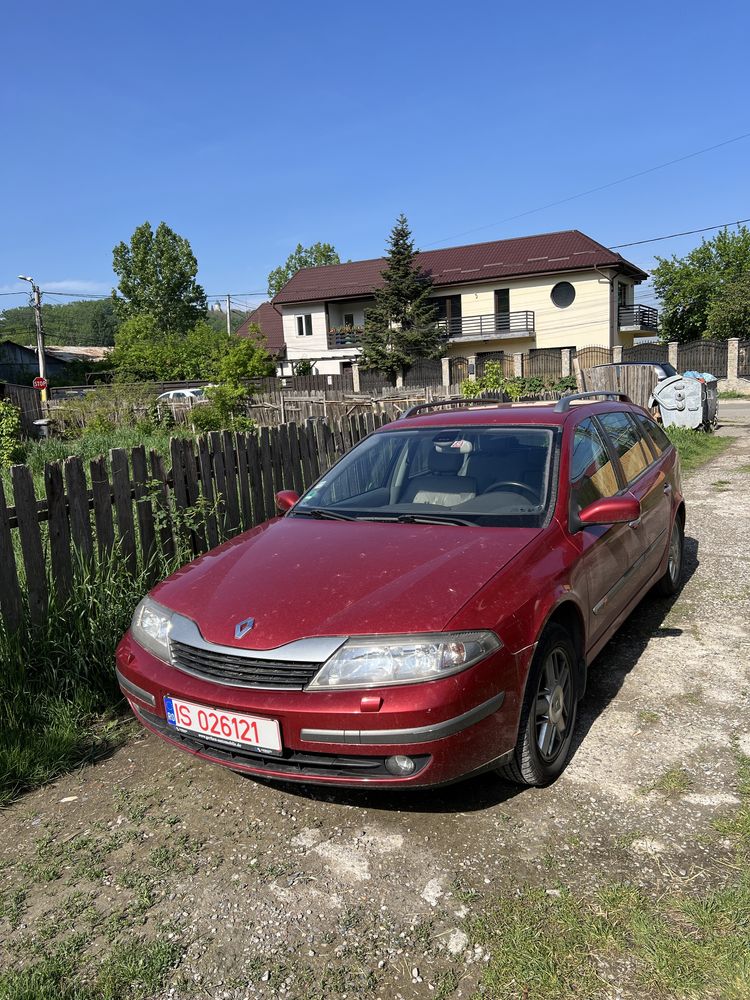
[0, 411, 392, 633]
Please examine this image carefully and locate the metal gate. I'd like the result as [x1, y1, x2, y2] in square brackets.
[449, 356, 469, 383]
[575, 345, 613, 369]
[523, 348, 563, 378]
[676, 340, 728, 378]
[622, 342, 669, 364]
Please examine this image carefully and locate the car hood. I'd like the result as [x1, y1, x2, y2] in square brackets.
[151, 518, 540, 649]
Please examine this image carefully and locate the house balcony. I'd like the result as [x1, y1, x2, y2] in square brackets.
[440, 311, 535, 342]
[327, 326, 362, 350]
[618, 304, 658, 333]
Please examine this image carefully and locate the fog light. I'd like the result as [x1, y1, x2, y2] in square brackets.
[385, 755, 416, 776]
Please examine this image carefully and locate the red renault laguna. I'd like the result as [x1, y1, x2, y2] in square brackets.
[116, 393, 684, 789]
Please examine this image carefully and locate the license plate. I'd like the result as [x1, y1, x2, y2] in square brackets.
[164, 696, 282, 755]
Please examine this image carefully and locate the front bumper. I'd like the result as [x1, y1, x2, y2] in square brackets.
[116, 632, 521, 788]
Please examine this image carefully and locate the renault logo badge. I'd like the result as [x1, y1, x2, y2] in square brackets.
[234, 617, 255, 639]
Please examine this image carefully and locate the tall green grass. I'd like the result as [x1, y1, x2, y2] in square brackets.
[2, 426, 193, 496]
[665, 426, 732, 474]
[0, 555, 155, 805]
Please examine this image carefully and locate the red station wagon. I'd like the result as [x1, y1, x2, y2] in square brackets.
[116, 392, 685, 789]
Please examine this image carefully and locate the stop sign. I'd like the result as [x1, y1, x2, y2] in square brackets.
[33, 376, 48, 391]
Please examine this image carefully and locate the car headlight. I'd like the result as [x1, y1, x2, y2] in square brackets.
[307, 631, 501, 690]
[131, 597, 174, 662]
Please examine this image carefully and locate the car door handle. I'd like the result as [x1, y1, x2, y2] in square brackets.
[628, 517, 642, 529]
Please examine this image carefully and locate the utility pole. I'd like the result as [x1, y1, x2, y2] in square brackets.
[226, 294, 232, 336]
[18, 275, 48, 402]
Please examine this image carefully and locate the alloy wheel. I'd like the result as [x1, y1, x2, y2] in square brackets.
[535, 647, 572, 762]
[668, 521, 682, 584]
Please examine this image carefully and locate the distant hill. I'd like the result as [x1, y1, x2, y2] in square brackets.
[0, 298, 119, 346]
[0, 298, 252, 346]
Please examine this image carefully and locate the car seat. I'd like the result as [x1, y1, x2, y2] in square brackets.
[400, 441, 477, 507]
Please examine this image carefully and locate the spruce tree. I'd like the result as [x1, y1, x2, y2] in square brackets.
[359, 215, 443, 381]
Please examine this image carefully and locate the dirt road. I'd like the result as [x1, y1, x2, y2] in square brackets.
[2, 428, 749, 999]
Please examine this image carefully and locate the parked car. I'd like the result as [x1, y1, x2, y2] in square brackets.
[117, 392, 685, 790]
[156, 387, 209, 405]
[590, 361, 678, 381]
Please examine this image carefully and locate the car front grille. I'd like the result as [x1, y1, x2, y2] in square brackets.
[169, 639, 321, 689]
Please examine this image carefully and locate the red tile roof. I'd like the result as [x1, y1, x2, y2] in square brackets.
[235, 301, 285, 356]
[273, 229, 647, 305]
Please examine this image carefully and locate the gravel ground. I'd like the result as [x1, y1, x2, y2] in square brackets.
[1, 425, 749, 999]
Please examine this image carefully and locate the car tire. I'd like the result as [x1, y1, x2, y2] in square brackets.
[499, 623, 579, 787]
[654, 514, 684, 597]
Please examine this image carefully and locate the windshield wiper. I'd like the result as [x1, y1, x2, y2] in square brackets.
[293, 507, 357, 522]
[358, 513, 475, 527]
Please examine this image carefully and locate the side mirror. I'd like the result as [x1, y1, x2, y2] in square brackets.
[578, 494, 641, 527]
[275, 490, 300, 513]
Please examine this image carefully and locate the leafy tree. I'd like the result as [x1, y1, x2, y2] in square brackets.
[706, 271, 750, 340]
[112, 221, 207, 334]
[218, 330, 277, 382]
[267, 242, 340, 298]
[359, 214, 442, 381]
[652, 226, 750, 342]
[110, 315, 274, 384]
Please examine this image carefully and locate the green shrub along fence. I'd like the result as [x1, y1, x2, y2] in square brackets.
[0, 412, 392, 635]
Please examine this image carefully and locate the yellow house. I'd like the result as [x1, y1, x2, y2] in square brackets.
[272, 229, 656, 377]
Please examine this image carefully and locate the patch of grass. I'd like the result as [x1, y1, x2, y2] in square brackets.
[472, 877, 750, 1000]
[712, 479, 731, 491]
[433, 969, 461, 999]
[718, 390, 750, 400]
[474, 748, 750, 999]
[647, 766, 693, 796]
[0, 934, 183, 1000]
[637, 709, 660, 726]
[665, 427, 733, 474]
[0, 888, 27, 929]
[738, 463, 750, 474]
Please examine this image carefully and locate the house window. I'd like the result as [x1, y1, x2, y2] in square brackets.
[296, 314, 313, 337]
[343, 313, 354, 327]
[617, 283, 630, 307]
[551, 281, 576, 308]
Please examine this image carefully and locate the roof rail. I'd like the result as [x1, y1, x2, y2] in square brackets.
[554, 390, 631, 413]
[400, 395, 503, 420]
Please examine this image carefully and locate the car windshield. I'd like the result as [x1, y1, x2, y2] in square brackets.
[292, 425, 556, 527]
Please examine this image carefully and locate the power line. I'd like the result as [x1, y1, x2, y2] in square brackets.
[609, 217, 750, 249]
[423, 129, 750, 248]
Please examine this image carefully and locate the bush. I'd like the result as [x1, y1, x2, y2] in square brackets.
[461, 363, 576, 400]
[189, 383, 256, 433]
[0, 398, 24, 468]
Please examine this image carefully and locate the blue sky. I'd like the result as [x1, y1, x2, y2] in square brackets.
[1, 0, 749, 313]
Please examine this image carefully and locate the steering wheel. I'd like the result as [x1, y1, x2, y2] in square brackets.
[483, 481, 539, 503]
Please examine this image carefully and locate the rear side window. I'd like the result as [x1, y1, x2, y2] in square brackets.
[634, 412, 671, 456]
[598, 412, 652, 484]
[570, 418, 619, 511]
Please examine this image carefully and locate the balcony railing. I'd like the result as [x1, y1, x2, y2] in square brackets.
[327, 326, 362, 349]
[618, 304, 658, 332]
[439, 311, 535, 340]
